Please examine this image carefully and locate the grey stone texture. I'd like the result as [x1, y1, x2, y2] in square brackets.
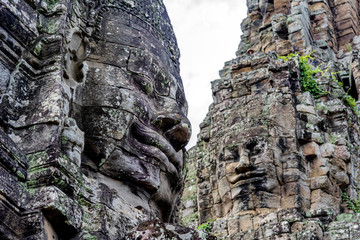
[0, 0, 194, 239]
[181, 0, 360, 239]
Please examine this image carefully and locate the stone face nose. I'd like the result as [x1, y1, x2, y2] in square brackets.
[153, 113, 191, 151]
[235, 149, 251, 173]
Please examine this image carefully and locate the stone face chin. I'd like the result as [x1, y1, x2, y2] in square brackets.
[0, 0, 191, 239]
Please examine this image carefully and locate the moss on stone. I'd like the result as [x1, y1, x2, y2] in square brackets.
[45, 19, 60, 34]
[183, 212, 198, 225]
[78, 196, 92, 208]
[336, 213, 355, 222]
[26, 151, 48, 169]
[45, 0, 59, 10]
[33, 42, 42, 56]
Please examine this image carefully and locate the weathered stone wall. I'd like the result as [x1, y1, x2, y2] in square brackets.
[180, 147, 199, 228]
[0, 0, 193, 239]
[182, 0, 360, 239]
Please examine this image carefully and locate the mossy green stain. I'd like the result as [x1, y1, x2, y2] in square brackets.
[45, 19, 60, 34]
[182, 212, 198, 225]
[336, 213, 355, 222]
[78, 197, 92, 208]
[82, 234, 98, 240]
[33, 42, 42, 56]
[16, 170, 25, 180]
[27, 151, 48, 169]
[45, 0, 59, 10]
[61, 136, 69, 145]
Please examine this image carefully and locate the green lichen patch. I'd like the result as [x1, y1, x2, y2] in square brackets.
[26, 151, 49, 170]
[33, 42, 42, 56]
[183, 212, 198, 225]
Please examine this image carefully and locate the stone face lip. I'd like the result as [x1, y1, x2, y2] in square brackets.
[0, 0, 193, 239]
[180, 0, 360, 239]
[131, 119, 185, 173]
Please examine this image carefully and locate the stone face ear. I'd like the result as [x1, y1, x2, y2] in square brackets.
[61, 118, 84, 167]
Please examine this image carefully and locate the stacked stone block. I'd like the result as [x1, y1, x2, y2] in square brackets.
[182, 0, 360, 239]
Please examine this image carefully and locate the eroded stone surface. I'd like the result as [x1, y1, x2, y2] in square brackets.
[181, 0, 360, 239]
[0, 0, 191, 239]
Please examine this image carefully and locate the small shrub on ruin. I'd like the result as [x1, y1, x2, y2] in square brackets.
[197, 219, 213, 233]
[278, 53, 359, 115]
[342, 191, 360, 213]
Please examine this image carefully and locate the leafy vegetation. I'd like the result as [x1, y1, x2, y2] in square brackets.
[299, 54, 330, 98]
[197, 219, 213, 233]
[330, 72, 359, 115]
[343, 93, 358, 115]
[278, 53, 328, 98]
[342, 190, 360, 213]
[278, 52, 358, 115]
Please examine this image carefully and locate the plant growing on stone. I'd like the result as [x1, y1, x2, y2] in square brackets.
[298, 54, 330, 98]
[330, 72, 359, 115]
[279, 53, 359, 115]
[278, 53, 329, 98]
[345, 43, 352, 52]
[342, 190, 360, 213]
[197, 219, 213, 233]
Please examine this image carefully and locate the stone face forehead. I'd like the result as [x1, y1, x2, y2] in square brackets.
[83, 0, 180, 72]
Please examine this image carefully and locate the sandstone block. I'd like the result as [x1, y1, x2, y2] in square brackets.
[218, 177, 231, 199]
[212, 190, 221, 204]
[278, 209, 303, 223]
[212, 201, 232, 218]
[227, 217, 240, 235]
[198, 194, 213, 210]
[310, 158, 329, 177]
[310, 176, 334, 194]
[282, 181, 310, 199]
[199, 209, 213, 224]
[272, 221, 291, 235]
[302, 142, 320, 159]
[239, 214, 254, 232]
[283, 168, 307, 183]
[334, 145, 350, 161]
[257, 212, 278, 226]
[311, 189, 341, 213]
[212, 219, 228, 237]
[320, 143, 335, 158]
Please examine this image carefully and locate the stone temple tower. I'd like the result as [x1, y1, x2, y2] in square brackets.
[182, 0, 360, 239]
[0, 0, 198, 239]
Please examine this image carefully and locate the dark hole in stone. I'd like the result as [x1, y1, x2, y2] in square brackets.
[348, 74, 358, 100]
[246, 141, 257, 153]
[340, 72, 358, 101]
[278, 138, 287, 152]
[277, 30, 288, 40]
[317, 120, 327, 131]
[135, 206, 144, 210]
[42, 208, 77, 239]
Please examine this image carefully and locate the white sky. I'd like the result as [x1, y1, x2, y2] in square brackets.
[163, 0, 248, 148]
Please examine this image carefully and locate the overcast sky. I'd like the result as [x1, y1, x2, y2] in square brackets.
[163, 0, 248, 148]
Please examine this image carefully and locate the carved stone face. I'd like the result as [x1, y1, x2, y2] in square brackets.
[81, 10, 191, 221]
[223, 133, 281, 214]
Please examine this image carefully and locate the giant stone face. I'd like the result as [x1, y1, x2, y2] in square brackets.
[0, 0, 192, 238]
[81, 10, 191, 221]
